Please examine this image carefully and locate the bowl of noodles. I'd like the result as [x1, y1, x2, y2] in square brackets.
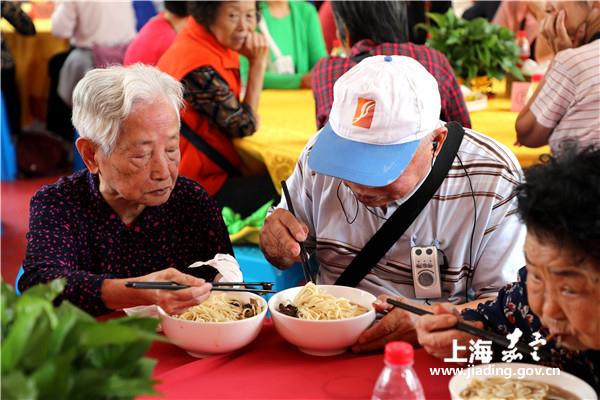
[449, 362, 597, 400]
[268, 283, 376, 356]
[157, 292, 267, 358]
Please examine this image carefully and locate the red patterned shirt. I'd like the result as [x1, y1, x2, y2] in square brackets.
[312, 39, 471, 130]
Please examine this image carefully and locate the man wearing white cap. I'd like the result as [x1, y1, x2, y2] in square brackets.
[260, 55, 525, 351]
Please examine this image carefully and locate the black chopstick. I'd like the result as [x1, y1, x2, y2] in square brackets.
[386, 298, 551, 360]
[125, 281, 276, 294]
[126, 281, 187, 290]
[212, 282, 274, 290]
[281, 180, 314, 283]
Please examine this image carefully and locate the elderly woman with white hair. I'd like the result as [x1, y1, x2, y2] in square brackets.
[18, 65, 235, 316]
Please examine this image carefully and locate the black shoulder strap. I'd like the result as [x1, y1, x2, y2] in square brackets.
[180, 121, 240, 177]
[335, 122, 465, 287]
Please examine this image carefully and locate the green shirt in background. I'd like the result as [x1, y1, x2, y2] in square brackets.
[240, 1, 327, 89]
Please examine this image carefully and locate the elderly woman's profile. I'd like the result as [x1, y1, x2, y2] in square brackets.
[18, 64, 234, 316]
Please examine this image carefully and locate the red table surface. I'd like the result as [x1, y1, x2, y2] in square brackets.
[141, 320, 453, 399]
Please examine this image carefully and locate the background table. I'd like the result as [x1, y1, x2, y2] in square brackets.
[235, 89, 551, 192]
[142, 320, 454, 399]
[1, 18, 69, 125]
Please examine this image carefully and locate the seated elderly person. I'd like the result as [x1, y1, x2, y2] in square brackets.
[415, 145, 600, 392]
[18, 65, 236, 316]
[261, 56, 526, 351]
[312, 0, 471, 130]
[515, 1, 600, 153]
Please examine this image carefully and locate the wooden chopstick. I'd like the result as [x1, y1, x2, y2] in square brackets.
[281, 180, 314, 283]
[386, 298, 551, 360]
[124, 281, 276, 294]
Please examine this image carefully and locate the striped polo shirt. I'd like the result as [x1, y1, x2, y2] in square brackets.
[530, 40, 600, 153]
[277, 127, 526, 305]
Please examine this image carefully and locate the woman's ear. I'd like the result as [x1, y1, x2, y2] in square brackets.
[75, 137, 100, 174]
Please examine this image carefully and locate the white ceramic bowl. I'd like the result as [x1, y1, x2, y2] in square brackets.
[268, 285, 376, 356]
[158, 292, 267, 358]
[449, 362, 597, 400]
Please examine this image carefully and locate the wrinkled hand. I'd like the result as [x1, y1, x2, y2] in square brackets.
[132, 268, 212, 315]
[352, 295, 421, 352]
[415, 303, 483, 360]
[239, 31, 268, 63]
[541, 9, 586, 53]
[260, 208, 308, 268]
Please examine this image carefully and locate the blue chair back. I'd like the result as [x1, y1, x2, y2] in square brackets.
[15, 265, 24, 296]
[1, 92, 18, 181]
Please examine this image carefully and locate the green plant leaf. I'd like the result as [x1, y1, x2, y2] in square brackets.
[1, 371, 38, 400]
[1, 280, 163, 400]
[420, 10, 521, 83]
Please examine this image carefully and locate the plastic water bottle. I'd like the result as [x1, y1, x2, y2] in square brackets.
[525, 73, 544, 103]
[371, 341, 425, 400]
[516, 30, 530, 64]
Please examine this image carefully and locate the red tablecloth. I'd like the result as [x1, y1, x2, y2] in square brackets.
[142, 320, 453, 399]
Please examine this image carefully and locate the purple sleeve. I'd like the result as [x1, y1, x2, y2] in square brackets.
[20, 190, 113, 316]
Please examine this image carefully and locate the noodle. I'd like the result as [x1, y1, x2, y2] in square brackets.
[279, 282, 368, 320]
[460, 377, 580, 400]
[174, 293, 263, 322]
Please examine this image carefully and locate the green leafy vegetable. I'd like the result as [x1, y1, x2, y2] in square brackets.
[1, 279, 162, 400]
[416, 10, 524, 85]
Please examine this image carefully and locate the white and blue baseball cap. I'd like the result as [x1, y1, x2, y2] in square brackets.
[308, 55, 441, 187]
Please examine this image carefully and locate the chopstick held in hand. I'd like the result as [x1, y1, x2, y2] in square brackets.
[386, 298, 551, 361]
[280, 180, 314, 283]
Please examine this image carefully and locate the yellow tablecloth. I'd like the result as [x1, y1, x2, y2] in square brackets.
[1, 18, 69, 125]
[235, 88, 550, 192]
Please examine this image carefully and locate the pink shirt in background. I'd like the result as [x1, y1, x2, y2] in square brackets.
[530, 40, 600, 153]
[124, 13, 178, 66]
[51, 0, 136, 48]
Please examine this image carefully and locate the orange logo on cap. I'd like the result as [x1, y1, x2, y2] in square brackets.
[352, 97, 376, 129]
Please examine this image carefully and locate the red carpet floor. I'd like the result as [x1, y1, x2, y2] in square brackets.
[1, 176, 57, 286]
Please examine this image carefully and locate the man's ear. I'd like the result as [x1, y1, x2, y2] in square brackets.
[431, 126, 449, 157]
[75, 137, 100, 173]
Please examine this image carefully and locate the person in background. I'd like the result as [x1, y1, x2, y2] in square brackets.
[262, 56, 525, 352]
[492, 1, 553, 61]
[415, 146, 600, 393]
[312, 1, 471, 130]
[318, 1, 336, 54]
[19, 65, 236, 317]
[47, 0, 136, 142]
[124, 1, 189, 66]
[462, 1, 501, 21]
[515, 1, 600, 154]
[256, 0, 327, 89]
[1, 1, 35, 137]
[407, 1, 452, 45]
[158, 2, 278, 218]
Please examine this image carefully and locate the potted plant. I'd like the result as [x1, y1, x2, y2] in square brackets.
[417, 10, 524, 91]
[1, 279, 162, 400]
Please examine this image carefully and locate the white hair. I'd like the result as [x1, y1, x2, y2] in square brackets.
[72, 64, 184, 155]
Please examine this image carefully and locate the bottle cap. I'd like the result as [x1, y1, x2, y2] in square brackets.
[517, 30, 528, 39]
[384, 341, 414, 365]
[531, 73, 544, 82]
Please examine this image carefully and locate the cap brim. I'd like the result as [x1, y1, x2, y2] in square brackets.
[307, 122, 420, 187]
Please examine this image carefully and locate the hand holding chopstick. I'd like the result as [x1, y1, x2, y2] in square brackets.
[386, 298, 551, 361]
[280, 180, 314, 283]
[125, 281, 276, 295]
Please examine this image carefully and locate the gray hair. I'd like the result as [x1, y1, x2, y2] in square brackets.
[72, 64, 184, 155]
